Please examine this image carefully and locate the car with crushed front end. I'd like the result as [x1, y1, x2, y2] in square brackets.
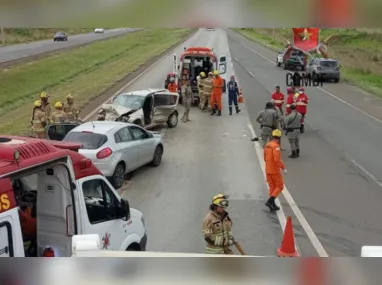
[63, 121, 164, 189]
[97, 88, 179, 129]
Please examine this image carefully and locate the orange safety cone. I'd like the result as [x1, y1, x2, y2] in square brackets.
[277, 216, 299, 257]
[238, 88, 244, 103]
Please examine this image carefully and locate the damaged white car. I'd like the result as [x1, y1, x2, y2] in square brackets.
[97, 88, 179, 129]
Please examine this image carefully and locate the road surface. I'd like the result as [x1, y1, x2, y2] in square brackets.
[0, 28, 142, 65]
[81, 28, 382, 257]
[86, 28, 283, 255]
[226, 29, 382, 257]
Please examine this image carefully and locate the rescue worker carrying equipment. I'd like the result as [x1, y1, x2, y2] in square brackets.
[284, 104, 302, 158]
[285, 87, 295, 115]
[181, 80, 193, 123]
[31, 100, 47, 139]
[167, 77, 178, 93]
[63, 94, 80, 121]
[40, 92, 51, 122]
[201, 72, 213, 111]
[264, 129, 287, 212]
[210, 70, 224, 116]
[51, 101, 68, 123]
[295, 87, 309, 133]
[256, 102, 279, 147]
[227, 75, 241, 115]
[271, 86, 285, 115]
[198, 72, 206, 109]
[202, 194, 235, 254]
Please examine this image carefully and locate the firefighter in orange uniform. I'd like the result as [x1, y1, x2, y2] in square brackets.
[285, 87, 296, 115]
[210, 70, 224, 116]
[271, 86, 285, 115]
[264, 129, 287, 211]
[167, 76, 178, 93]
[295, 87, 309, 133]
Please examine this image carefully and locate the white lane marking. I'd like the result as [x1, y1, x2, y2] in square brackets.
[247, 123, 328, 257]
[348, 156, 382, 188]
[248, 71, 255, 78]
[229, 32, 382, 126]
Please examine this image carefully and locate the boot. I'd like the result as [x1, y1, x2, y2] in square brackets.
[235, 105, 241, 113]
[217, 110, 222, 116]
[288, 151, 297, 158]
[181, 114, 186, 123]
[300, 124, 305, 133]
[265, 197, 277, 212]
[186, 114, 191, 122]
[210, 108, 216, 115]
[229, 107, 232, 115]
[271, 198, 280, 211]
[296, 149, 300, 157]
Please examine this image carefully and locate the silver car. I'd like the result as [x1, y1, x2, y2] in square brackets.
[63, 121, 164, 189]
[306, 58, 340, 83]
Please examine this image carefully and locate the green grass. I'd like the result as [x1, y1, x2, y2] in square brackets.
[0, 28, 194, 134]
[234, 28, 382, 98]
[1, 28, 94, 45]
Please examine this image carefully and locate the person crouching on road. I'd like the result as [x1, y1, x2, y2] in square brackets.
[51, 101, 68, 123]
[202, 194, 235, 254]
[167, 76, 178, 93]
[284, 104, 302, 158]
[181, 80, 193, 123]
[264, 129, 287, 212]
[31, 100, 47, 139]
[227, 75, 241, 115]
[256, 102, 278, 147]
[210, 70, 224, 116]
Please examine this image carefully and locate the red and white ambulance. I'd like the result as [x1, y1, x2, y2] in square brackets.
[0, 136, 146, 257]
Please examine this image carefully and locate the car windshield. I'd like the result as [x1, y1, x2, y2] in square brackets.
[320, 61, 338, 67]
[63, 132, 108, 149]
[55, 32, 64, 36]
[112, 94, 145, 110]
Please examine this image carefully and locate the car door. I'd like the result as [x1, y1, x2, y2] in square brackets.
[128, 126, 155, 166]
[152, 92, 178, 124]
[114, 127, 140, 172]
[218, 55, 227, 93]
[79, 176, 125, 251]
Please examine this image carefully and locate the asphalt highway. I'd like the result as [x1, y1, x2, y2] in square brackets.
[0, 28, 141, 64]
[81, 29, 382, 257]
[98, 29, 283, 256]
[226, 29, 382, 256]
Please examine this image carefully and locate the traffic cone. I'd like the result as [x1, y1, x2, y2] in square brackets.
[277, 216, 299, 257]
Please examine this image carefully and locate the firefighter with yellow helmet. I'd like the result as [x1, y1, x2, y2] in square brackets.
[51, 101, 68, 123]
[31, 100, 47, 139]
[63, 94, 80, 120]
[202, 194, 235, 254]
[39, 92, 51, 120]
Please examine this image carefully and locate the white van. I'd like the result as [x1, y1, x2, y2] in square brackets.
[0, 136, 146, 257]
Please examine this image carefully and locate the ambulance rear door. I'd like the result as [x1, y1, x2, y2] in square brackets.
[218, 54, 227, 93]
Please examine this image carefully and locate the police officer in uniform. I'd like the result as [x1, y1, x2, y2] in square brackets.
[284, 104, 302, 158]
[202, 194, 235, 255]
[31, 100, 47, 139]
[181, 80, 193, 123]
[255, 102, 278, 147]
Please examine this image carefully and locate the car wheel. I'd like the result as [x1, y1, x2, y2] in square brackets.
[167, 112, 178, 128]
[111, 163, 125, 189]
[151, 145, 163, 167]
[334, 78, 339, 83]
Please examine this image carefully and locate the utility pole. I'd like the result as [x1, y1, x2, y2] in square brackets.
[0, 26, 4, 45]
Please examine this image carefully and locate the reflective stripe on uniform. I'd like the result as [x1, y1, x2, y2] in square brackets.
[214, 234, 224, 246]
[285, 104, 291, 107]
[296, 102, 307, 106]
[273, 100, 284, 104]
[206, 246, 225, 254]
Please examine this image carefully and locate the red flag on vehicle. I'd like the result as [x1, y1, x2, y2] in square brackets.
[292, 28, 320, 53]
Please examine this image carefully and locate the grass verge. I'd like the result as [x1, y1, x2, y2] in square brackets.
[233, 28, 382, 98]
[1, 28, 94, 45]
[0, 28, 194, 134]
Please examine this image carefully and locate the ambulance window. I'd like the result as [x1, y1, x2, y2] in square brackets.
[82, 179, 119, 224]
[0, 222, 14, 257]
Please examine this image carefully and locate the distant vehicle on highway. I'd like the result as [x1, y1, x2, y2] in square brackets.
[97, 88, 179, 129]
[206, 28, 215, 31]
[63, 121, 164, 189]
[53, 32, 68, 42]
[276, 49, 286, 67]
[306, 58, 341, 83]
[94, 28, 105, 33]
[283, 50, 305, 71]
